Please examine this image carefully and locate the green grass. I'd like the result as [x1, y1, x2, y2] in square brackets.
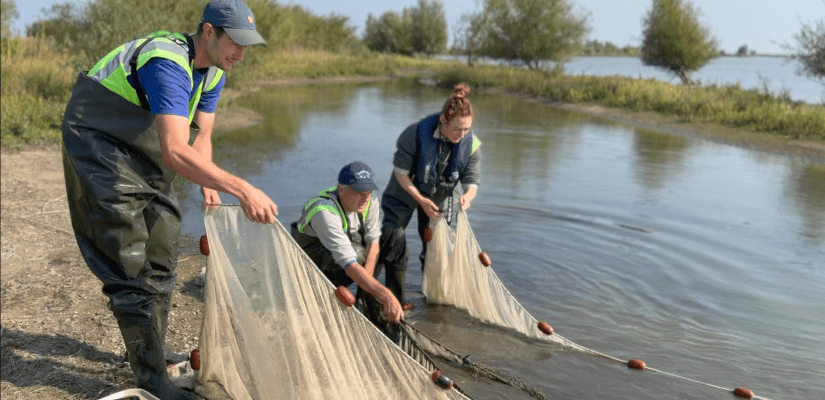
[2, 35, 822, 150]
[436, 64, 825, 141]
[1, 37, 75, 149]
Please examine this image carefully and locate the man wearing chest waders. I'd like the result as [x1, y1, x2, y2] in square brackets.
[378, 84, 482, 305]
[291, 162, 405, 326]
[61, 1, 278, 398]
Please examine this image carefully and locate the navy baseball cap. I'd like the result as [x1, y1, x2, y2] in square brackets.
[338, 161, 379, 192]
[201, 0, 266, 46]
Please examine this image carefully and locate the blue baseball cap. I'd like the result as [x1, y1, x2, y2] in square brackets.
[338, 161, 379, 192]
[201, 0, 266, 46]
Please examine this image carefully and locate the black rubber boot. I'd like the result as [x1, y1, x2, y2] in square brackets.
[155, 295, 189, 365]
[385, 267, 407, 305]
[117, 318, 198, 400]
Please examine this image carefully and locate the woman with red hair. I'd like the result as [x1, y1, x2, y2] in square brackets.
[377, 84, 482, 305]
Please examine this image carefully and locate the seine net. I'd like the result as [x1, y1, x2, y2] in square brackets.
[195, 205, 470, 400]
[423, 208, 593, 352]
[420, 207, 775, 400]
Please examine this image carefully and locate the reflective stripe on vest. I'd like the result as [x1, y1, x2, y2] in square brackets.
[297, 187, 371, 233]
[86, 31, 223, 123]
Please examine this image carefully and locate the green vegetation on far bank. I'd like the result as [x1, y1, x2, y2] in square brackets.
[436, 64, 824, 141]
[2, 35, 823, 150]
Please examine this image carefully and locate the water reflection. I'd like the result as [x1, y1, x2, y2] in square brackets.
[211, 83, 368, 176]
[786, 163, 825, 242]
[631, 128, 690, 191]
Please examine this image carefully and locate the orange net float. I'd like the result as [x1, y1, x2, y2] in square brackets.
[431, 369, 454, 390]
[402, 302, 414, 311]
[537, 321, 554, 335]
[189, 349, 201, 371]
[478, 251, 491, 267]
[423, 227, 433, 243]
[199, 235, 210, 256]
[335, 286, 355, 307]
[627, 358, 646, 371]
[733, 388, 754, 399]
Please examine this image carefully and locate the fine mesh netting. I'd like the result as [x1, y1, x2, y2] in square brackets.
[420, 207, 776, 400]
[423, 208, 588, 351]
[195, 205, 470, 400]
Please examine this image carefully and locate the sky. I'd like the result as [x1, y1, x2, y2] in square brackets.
[9, 0, 825, 54]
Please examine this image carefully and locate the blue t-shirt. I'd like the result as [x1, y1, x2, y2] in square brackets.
[132, 58, 225, 117]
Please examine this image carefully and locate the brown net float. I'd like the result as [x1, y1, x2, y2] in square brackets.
[431, 369, 454, 390]
[423, 227, 433, 243]
[478, 251, 491, 267]
[733, 387, 754, 399]
[199, 235, 210, 256]
[189, 349, 201, 371]
[537, 321, 554, 335]
[335, 286, 355, 307]
[402, 302, 414, 311]
[627, 359, 646, 371]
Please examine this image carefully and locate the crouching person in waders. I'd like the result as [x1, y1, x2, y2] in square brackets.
[378, 84, 481, 305]
[61, 1, 278, 399]
[291, 162, 405, 330]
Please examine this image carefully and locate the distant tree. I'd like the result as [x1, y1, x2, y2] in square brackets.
[640, 0, 718, 85]
[409, 0, 447, 57]
[1, 0, 18, 37]
[461, 0, 589, 70]
[365, 0, 446, 57]
[736, 44, 748, 56]
[454, 10, 489, 65]
[364, 11, 413, 55]
[790, 16, 825, 82]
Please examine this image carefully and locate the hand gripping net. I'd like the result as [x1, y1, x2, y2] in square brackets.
[195, 206, 470, 400]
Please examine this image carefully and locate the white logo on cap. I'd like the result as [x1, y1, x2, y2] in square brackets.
[355, 171, 372, 180]
[248, 15, 253, 24]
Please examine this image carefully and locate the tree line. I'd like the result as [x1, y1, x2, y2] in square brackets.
[2, 0, 824, 87]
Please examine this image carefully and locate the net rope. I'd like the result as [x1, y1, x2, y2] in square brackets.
[195, 205, 472, 400]
[421, 207, 775, 400]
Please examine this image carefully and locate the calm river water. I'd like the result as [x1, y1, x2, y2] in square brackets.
[180, 80, 824, 400]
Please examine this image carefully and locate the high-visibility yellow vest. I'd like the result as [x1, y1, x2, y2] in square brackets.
[87, 30, 223, 123]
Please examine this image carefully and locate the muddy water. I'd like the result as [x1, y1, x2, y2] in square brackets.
[180, 80, 824, 400]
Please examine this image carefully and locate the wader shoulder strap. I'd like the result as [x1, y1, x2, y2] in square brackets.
[129, 34, 203, 112]
[129, 39, 154, 111]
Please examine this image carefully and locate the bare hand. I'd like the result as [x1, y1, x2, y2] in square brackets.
[460, 194, 472, 209]
[240, 186, 278, 224]
[379, 291, 405, 324]
[201, 186, 221, 206]
[419, 198, 441, 220]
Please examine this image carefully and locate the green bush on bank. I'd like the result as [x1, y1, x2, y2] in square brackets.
[437, 64, 825, 140]
[1, 36, 75, 149]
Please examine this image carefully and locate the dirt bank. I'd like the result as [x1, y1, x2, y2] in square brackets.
[1, 76, 822, 400]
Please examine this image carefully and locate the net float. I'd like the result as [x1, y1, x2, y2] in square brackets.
[189, 349, 201, 371]
[538, 321, 554, 335]
[335, 286, 355, 307]
[478, 251, 491, 267]
[627, 358, 646, 371]
[431, 369, 454, 390]
[423, 227, 433, 243]
[199, 235, 209, 256]
[733, 388, 754, 399]
[402, 302, 414, 311]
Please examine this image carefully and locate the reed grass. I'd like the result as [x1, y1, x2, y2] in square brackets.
[437, 64, 825, 140]
[1, 36, 75, 149]
[2, 34, 822, 150]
